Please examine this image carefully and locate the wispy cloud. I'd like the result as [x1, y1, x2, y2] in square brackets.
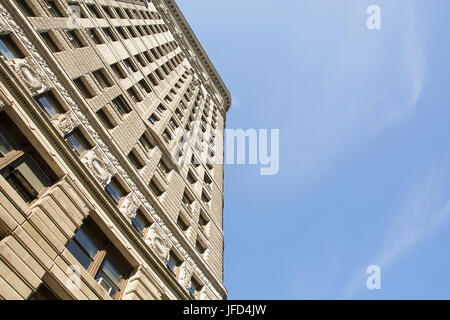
[371, 4, 426, 133]
[344, 155, 450, 298]
[293, 1, 427, 188]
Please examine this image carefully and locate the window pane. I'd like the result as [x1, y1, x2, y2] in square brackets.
[139, 135, 153, 152]
[132, 214, 147, 234]
[99, 257, 123, 287]
[66, 239, 92, 270]
[40, 32, 60, 52]
[5, 167, 38, 203]
[66, 129, 90, 156]
[17, 156, 51, 193]
[67, 134, 83, 155]
[188, 287, 196, 298]
[167, 259, 175, 272]
[36, 94, 62, 118]
[0, 131, 12, 156]
[3, 155, 52, 203]
[73, 227, 101, 260]
[105, 179, 124, 204]
[0, 35, 23, 60]
[93, 70, 110, 88]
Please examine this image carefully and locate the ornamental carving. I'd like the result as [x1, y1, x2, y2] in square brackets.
[80, 148, 114, 188]
[178, 263, 193, 290]
[50, 110, 80, 137]
[146, 225, 171, 263]
[0, 19, 9, 34]
[119, 193, 139, 220]
[9, 58, 47, 95]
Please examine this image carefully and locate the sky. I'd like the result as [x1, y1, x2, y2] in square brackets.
[177, 0, 450, 299]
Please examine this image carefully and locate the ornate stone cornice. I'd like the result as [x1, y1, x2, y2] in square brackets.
[160, 0, 232, 113]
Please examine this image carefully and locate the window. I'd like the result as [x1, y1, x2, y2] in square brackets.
[123, 58, 137, 73]
[28, 284, 59, 300]
[139, 134, 154, 153]
[44, 0, 63, 17]
[138, 80, 151, 94]
[125, 9, 133, 20]
[131, 209, 150, 236]
[15, 0, 37, 17]
[87, 28, 103, 45]
[136, 26, 145, 37]
[206, 159, 213, 171]
[115, 7, 125, 19]
[2, 155, 53, 204]
[0, 131, 10, 157]
[155, 69, 165, 81]
[102, 27, 117, 42]
[65, 128, 92, 156]
[127, 26, 137, 38]
[73, 77, 95, 99]
[149, 178, 164, 198]
[177, 215, 189, 233]
[0, 35, 24, 60]
[182, 191, 194, 209]
[191, 155, 200, 168]
[158, 159, 171, 176]
[96, 108, 115, 129]
[93, 69, 112, 89]
[204, 173, 212, 188]
[196, 239, 206, 256]
[156, 104, 166, 114]
[66, 218, 132, 298]
[162, 129, 172, 143]
[65, 30, 85, 49]
[87, 4, 101, 18]
[148, 114, 159, 125]
[128, 149, 145, 170]
[0, 113, 56, 204]
[199, 212, 209, 234]
[115, 27, 128, 39]
[166, 252, 181, 277]
[187, 171, 197, 185]
[175, 108, 183, 120]
[202, 190, 211, 208]
[112, 95, 131, 116]
[134, 54, 146, 67]
[111, 62, 126, 79]
[40, 32, 61, 52]
[102, 6, 114, 19]
[35, 91, 64, 118]
[148, 73, 159, 86]
[105, 177, 127, 205]
[127, 87, 142, 103]
[169, 118, 179, 130]
[189, 278, 203, 300]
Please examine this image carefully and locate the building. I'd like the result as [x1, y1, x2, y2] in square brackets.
[0, 0, 231, 300]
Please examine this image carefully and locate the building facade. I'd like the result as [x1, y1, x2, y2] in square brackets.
[0, 0, 231, 300]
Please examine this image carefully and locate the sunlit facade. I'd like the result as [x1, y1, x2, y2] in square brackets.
[0, 0, 230, 300]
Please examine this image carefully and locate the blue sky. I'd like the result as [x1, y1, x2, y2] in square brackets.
[177, 0, 450, 299]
